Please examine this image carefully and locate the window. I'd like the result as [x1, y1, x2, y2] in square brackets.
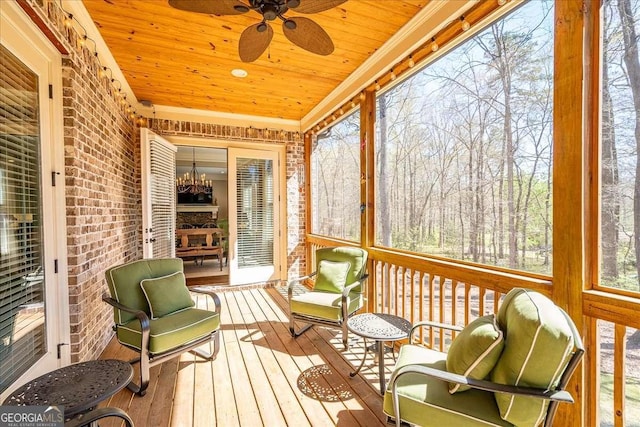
[310, 109, 361, 241]
[0, 44, 46, 391]
[375, 0, 554, 274]
[600, 0, 640, 294]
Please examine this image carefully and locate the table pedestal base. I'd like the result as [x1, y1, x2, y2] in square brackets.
[349, 337, 390, 394]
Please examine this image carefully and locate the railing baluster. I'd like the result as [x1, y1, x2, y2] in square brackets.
[396, 266, 405, 317]
[419, 271, 425, 344]
[382, 261, 389, 314]
[439, 277, 445, 351]
[409, 268, 415, 326]
[464, 283, 470, 326]
[452, 280, 458, 341]
[614, 323, 626, 427]
[429, 274, 435, 348]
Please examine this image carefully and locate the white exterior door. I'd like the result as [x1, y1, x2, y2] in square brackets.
[228, 148, 282, 285]
[0, 1, 69, 399]
[141, 128, 177, 259]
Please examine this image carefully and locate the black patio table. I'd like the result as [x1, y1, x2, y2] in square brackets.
[3, 359, 134, 426]
[348, 312, 412, 394]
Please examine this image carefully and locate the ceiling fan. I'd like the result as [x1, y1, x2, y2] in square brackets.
[168, 0, 347, 62]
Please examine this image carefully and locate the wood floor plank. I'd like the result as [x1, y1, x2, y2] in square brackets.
[226, 291, 288, 426]
[247, 288, 337, 427]
[211, 293, 240, 426]
[250, 288, 364, 426]
[98, 342, 136, 427]
[148, 358, 179, 427]
[222, 293, 263, 425]
[170, 353, 196, 426]
[192, 356, 215, 427]
[237, 290, 312, 427]
[266, 286, 388, 425]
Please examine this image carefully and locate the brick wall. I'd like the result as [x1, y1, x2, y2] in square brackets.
[35, 1, 307, 363]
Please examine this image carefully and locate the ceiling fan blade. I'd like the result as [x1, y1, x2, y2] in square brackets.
[239, 23, 274, 62]
[283, 17, 334, 55]
[290, 0, 347, 14]
[168, 0, 248, 15]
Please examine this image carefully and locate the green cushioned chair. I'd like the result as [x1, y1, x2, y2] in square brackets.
[288, 247, 368, 349]
[103, 258, 221, 396]
[384, 288, 584, 427]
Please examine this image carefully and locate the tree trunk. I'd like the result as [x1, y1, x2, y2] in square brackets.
[601, 15, 620, 281]
[378, 94, 391, 246]
[618, 0, 640, 284]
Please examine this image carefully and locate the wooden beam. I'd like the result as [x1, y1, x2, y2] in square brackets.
[16, 0, 68, 54]
[553, 0, 586, 425]
[304, 131, 313, 276]
[361, 90, 376, 312]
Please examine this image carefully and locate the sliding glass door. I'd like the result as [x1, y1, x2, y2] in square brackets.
[228, 148, 281, 285]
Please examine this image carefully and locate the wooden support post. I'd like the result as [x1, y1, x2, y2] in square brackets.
[553, 0, 587, 425]
[304, 131, 313, 276]
[361, 90, 376, 312]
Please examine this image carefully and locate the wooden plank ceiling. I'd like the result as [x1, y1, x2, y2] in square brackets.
[81, 0, 427, 121]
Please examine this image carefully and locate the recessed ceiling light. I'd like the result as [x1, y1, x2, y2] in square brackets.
[231, 68, 248, 78]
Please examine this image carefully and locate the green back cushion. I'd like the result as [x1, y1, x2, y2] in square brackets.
[105, 258, 184, 324]
[491, 288, 574, 426]
[140, 271, 194, 319]
[313, 260, 351, 293]
[315, 247, 368, 292]
[446, 314, 504, 393]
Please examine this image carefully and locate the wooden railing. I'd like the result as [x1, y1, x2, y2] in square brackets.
[305, 234, 640, 425]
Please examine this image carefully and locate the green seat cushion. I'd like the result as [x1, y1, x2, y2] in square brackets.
[383, 344, 512, 427]
[290, 291, 363, 321]
[105, 258, 184, 324]
[446, 314, 504, 393]
[313, 260, 351, 293]
[116, 308, 220, 354]
[491, 288, 574, 426]
[140, 271, 194, 319]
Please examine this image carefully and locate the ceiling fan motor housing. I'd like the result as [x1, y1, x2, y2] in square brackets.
[261, 3, 279, 20]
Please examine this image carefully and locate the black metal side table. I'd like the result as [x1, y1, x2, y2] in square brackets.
[347, 313, 412, 394]
[3, 359, 134, 427]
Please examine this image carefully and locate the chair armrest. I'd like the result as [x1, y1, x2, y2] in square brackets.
[287, 273, 317, 302]
[102, 294, 151, 354]
[288, 273, 316, 288]
[341, 273, 369, 298]
[409, 320, 463, 344]
[389, 364, 574, 403]
[189, 287, 222, 315]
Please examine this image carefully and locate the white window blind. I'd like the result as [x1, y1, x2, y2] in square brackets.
[236, 158, 274, 268]
[149, 139, 176, 258]
[0, 44, 46, 393]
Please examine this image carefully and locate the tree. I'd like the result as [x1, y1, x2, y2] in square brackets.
[602, 3, 620, 280]
[617, 0, 640, 283]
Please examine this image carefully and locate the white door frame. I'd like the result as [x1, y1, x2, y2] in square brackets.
[1, 1, 70, 400]
[167, 136, 287, 284]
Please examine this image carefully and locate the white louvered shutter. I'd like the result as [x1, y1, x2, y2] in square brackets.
[141, 129, 177, 258]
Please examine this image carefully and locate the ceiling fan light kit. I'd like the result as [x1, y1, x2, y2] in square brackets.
[168, 0, 347, 62]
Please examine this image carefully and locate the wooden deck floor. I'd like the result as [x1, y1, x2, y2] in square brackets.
[99, 285, 394, 427]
